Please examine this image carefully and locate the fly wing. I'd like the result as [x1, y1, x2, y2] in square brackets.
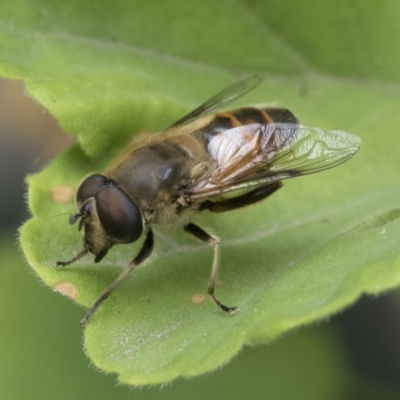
[258, 124, 361, 178]
[189, 123, 361, 200]
[169, 75, 265, 128]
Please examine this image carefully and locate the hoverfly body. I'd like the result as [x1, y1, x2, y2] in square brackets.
[56, 75, 361, 325]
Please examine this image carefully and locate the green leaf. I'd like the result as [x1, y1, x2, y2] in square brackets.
[0, 234, 353, 399]
[3, 0, 400, 386]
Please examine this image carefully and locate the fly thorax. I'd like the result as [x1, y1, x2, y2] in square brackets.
[108, 142, 191, 208]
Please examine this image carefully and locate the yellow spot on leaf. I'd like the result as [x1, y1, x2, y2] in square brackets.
[191, 293, 205, 304]
[53, 282, 78, 300]
[51, 186, 74, 203]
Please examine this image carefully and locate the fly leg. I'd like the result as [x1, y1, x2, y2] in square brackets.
[187, 181, 282, 313]
[56, 249, 89, 267]
[184, 223, 237, 313]
[80, 229, 154, 326]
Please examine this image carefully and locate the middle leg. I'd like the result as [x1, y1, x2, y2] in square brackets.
[184, 222, 237, 313]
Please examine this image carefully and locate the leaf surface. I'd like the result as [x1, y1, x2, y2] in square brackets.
[3, 0, 399, 385]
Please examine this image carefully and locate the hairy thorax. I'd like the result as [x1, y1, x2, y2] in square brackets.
[106, 140, 196, 225]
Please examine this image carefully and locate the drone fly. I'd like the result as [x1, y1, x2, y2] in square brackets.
[56, 75, 361, 325]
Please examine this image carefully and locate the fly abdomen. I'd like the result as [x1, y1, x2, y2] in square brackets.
[194, 107, 298, 145]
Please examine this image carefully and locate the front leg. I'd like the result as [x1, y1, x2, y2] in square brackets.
[80, 229, 154, 326]
[184, 222, 237, 314]
[56, 248, 89, 267]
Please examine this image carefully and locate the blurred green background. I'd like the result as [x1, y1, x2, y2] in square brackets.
[1, 0, 400, 397]
[1, 77, 400, 400]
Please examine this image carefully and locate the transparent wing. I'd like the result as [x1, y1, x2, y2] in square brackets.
[261, 124, 361, 178]
[169, 75, 265, 128]
[189, 123, 361, 199]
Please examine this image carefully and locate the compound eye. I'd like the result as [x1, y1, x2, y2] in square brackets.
[95, 186, 143, 243]
[76, 174, 112, 205]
